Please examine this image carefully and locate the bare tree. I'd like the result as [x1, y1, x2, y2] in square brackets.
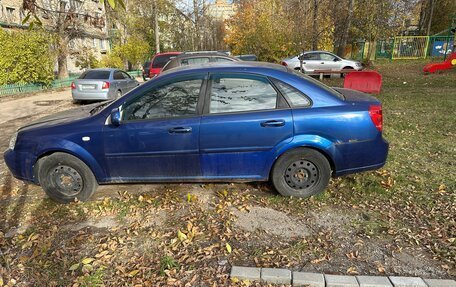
[23, 0, 108, 78]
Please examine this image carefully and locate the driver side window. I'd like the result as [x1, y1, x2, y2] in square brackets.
[122, 76, 204, 121]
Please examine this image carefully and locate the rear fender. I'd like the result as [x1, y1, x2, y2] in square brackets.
[270, 134, 342, 174]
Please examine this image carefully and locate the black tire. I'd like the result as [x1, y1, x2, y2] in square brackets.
[341, 66, 354, 78]
[271, 148, 331, 198]
[72, 99, 81, 105]
[37, 152, 98, 203]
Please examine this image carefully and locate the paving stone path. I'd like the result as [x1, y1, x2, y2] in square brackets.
[230, 266, 456, 287]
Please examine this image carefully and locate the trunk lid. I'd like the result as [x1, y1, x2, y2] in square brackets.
[333, 87, 380, 104]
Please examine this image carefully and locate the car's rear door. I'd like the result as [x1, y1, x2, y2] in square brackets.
[103, 74, 206, 180]
[199, 73, 293, 180]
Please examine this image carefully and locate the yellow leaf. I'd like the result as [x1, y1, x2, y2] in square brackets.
[128, 269, 140, 277]
[226, 243, 232, 254]
[69, 263, 80, 271]
[177, 230, 187, 241]
[81, 257, 95, 265]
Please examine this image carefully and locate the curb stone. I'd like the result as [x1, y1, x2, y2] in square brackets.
[229, 266, 455, 287]
[357, 276, 393, 287]
[390, 277, 428, 287]
[261, 268, 292, 284]
[293, 272, 325, 287]
[325, 274, 359, 287]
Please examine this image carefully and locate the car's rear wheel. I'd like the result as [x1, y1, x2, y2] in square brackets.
[37, 153, 98, 203]
[271, 148, 331, 198]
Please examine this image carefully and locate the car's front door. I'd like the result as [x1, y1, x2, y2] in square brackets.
[199, 73, 293, 180]
[103, 74, 206, 181]
[319, 53, 340, 70]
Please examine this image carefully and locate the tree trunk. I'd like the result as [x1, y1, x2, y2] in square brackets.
[153, 0, 160, 53]
[337, 0, 354, 57]
[311, 0, 318, 50]
[57, 54, 68, 79]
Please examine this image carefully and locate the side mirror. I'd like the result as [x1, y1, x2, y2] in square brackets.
[333, 58, 341, 62]
[110, 108, 121, 126]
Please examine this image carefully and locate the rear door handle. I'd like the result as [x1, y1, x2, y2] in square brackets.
[169, 127, 192, 133]
[260, 120, 285, 127]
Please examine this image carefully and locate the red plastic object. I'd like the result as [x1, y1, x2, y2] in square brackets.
[423, 52, 456, 74]
[343, 71, 383, 94]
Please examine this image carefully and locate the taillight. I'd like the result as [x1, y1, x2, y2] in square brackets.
[281, 61, 288, 66]
[369, 105, 383, 132]
[102, 81, 110, 89]
[71, 82, 76, 90]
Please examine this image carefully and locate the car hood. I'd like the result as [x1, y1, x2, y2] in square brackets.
[19, 103, 101, 131]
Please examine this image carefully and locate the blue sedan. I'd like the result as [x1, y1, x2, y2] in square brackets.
[4, 62, 388, 203]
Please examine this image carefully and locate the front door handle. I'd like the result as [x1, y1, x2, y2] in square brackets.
[260, 120, 285, 127]
[169, 127, 192, 133]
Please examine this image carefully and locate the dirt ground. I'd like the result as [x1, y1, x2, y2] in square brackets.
[0, 64, 454, 286]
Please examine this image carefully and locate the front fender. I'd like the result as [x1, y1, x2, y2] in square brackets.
[35, 138, 105, 182]
[270, 134, 342, 173]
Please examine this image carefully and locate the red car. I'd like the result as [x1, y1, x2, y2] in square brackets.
[142, 52, 181, 80]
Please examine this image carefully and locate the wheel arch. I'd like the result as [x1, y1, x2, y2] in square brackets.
[269, 136, 341, 179]
[33, 144, 105, 183]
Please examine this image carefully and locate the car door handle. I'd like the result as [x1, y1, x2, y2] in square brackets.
[260, 120, 285, 127]
[169, 127, 192, 133]
[321, 62, 325, 64]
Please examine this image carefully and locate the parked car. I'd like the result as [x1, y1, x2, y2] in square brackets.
[161, 52, 240, 73]
[281, 51, 362, 74]
[142, 52, 181, 80]
[235, 54, 258, 61]
[4, 62, 388, 203]
[71, 68, 139, 103]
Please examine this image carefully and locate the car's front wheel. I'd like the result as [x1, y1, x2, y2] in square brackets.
[37, 153, 98, 203]
[271, 148, 331, 198]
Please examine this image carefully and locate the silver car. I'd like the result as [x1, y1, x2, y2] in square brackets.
[281, 51, 362, 74]
[71, 68, 139, 103]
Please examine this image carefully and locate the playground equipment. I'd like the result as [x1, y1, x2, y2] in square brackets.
[343, 71, 383, 95]
[423, 52, 456, 73]
[423, 15, 456, 74]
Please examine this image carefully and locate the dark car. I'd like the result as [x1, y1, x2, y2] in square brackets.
[4, 62, 388, 203]
[142, 52, 182, 80]
[161, 52, 240, 73]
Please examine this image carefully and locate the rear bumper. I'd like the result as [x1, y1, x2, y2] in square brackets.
[72, 90, 111, 101]
[3, 149, 37, 183]
[334, 136, 389, 176]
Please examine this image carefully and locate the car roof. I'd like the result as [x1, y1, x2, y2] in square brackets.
[159, 61, 288, 77]
[85, 68, 118, 72]
[154, 52, 182, 57]
[174, 52, 235, 59]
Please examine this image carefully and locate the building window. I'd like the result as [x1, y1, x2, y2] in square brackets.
[93, 38, 97, 48]
[69, 0, 82, 10]
[99, 39, 105, 50]
[6, 7, 15, 19]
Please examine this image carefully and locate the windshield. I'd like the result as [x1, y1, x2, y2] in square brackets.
[290, 70, 345, 100]
[79, 70, 111, 80]
[152, 55, 175, 68]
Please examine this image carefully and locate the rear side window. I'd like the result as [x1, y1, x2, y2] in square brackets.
[214, 57, 234, 62]
[79, 70, 111, 80]
[272, 80, 311, 107]
[152, 55, 175, 68]
[181, 57, 210, 65]
[113, 71, 124, 80]
[302, 53, 320, 60]
[209, 74, 277, 114]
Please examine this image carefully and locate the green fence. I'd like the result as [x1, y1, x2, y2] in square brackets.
[0, 70, 141, 97]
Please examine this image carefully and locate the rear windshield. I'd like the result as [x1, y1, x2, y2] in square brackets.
[152, 55, 176, 68]
[290, 70, 345, 100]
[79, 70, 111, 80]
